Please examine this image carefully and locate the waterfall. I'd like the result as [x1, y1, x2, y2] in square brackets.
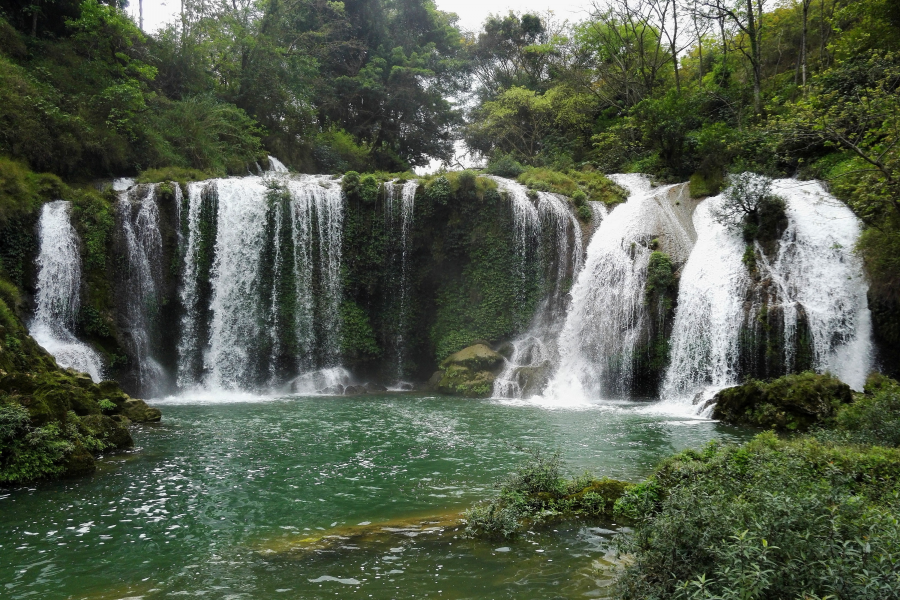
[764, 180, 872, 389]
[490, 177, 541, 308]
[117, 185, 165, 395]
[660, 193, 749, 404]
[175, 172, 344, 391]
[176, 181, 207, 388]
[662, 177, 873, 406]
[538, 175, 697, 403]
[205, 177, 272, 389]
[286, 176, 345, 368]
[394, 180, 418, 381]
[490, 178, 585, 398]
[30, 201, 105, 382]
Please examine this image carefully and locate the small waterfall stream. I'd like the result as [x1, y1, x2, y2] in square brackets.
[393, 180, 419, 382]
[117, 185, 166, 394]
[30, 201, 105, 381]
[490, 178, 585, 398]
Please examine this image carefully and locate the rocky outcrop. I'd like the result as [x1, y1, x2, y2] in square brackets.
[435, 344, 504, 398]
[711, 371, 853, 431]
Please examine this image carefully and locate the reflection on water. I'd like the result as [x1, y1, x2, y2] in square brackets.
[0, 395, 751, 599]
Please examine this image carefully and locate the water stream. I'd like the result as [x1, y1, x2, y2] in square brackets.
[30, 201, 105, 381]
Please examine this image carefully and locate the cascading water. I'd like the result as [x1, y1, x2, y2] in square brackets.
[175, 172, 345, 391]
[30, 201, 105, 382]
[117, 185, 166, 395]
[490, 177, 542, 308]
[662, 177, 874, 408]
[538, 175, 697, 403]
[769, 180, 873, 388]
[490, 178, 585, 398]
[393, 180, 419, 382]
[659, 193, 750, 404]
[286, 176, 345, 369]
[205, 178, 272, 389]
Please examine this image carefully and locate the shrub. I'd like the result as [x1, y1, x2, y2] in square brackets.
[465, 448, 632, 538]
[711, 371, 853, 431]
[485, 154, 526, 178]
[615, 433, 900, 600]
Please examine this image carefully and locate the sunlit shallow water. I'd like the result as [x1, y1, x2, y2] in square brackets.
[1, 394, 752, 599]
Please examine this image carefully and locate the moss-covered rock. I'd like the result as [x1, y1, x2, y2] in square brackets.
[436, 344, 503, 397]
[712, 371, 853, 430]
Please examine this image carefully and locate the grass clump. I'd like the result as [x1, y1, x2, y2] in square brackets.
[136, 166, 215, 184]
[517, 167, 626, 206]
[465, 448, 633, 538]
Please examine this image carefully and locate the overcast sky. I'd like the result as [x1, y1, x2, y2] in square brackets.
[129, 0, 594, 35]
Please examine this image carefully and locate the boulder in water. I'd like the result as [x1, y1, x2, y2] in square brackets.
[344, 385, 367, 396]
[436, 344, 504, 398]
[712, 372, 853, 431]
[364, 382, 388, 393]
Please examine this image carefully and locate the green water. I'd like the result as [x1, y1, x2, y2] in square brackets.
[1, 394, 752, 599]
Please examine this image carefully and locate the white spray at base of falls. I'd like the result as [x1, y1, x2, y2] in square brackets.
[30, 201, 105, 382]
[118, 185, 165, 394]
[662, 177, 874, 410]
[490, 178, 585, 399]
[537, 175, 697, 404]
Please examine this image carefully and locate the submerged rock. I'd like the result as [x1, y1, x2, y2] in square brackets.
[712, 371, 853, 431]
[436, 344, 504, 398]
[344, 384, 367, 396]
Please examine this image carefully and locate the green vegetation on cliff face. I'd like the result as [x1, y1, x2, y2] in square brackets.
[0, 282, 160, 484]
[340, 170, 578, 380]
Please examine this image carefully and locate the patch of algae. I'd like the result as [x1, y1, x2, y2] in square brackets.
[251, 508, 466, 557]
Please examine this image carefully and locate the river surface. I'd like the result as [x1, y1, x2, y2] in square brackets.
[1, 394, 752, 599]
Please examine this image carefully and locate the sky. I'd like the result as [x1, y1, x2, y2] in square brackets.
[128, 0, 594, 35]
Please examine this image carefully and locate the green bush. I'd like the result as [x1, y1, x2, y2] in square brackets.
[485, 154, 526, 178]
[712, 371, 853, 431]
[615, 433, 900, 600]
[465, 448, 632, 539]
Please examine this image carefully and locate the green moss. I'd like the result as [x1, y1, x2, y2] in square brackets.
[517, 167, 626, 206]
[712, 371, 853, 430]
[340, 300, 381, 362]
[136, 166, 215, 184]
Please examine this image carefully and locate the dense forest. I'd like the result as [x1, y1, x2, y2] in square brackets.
[1, 0, 899, 377]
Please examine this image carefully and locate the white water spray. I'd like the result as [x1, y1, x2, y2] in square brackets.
[30, 201, 105, 381]
[490, 178, 585, 398]
[540, 175, 696, 403]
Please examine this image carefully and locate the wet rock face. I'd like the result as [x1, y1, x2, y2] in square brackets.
[712, 371, 853, 431]
[436, 344, 504, 398]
